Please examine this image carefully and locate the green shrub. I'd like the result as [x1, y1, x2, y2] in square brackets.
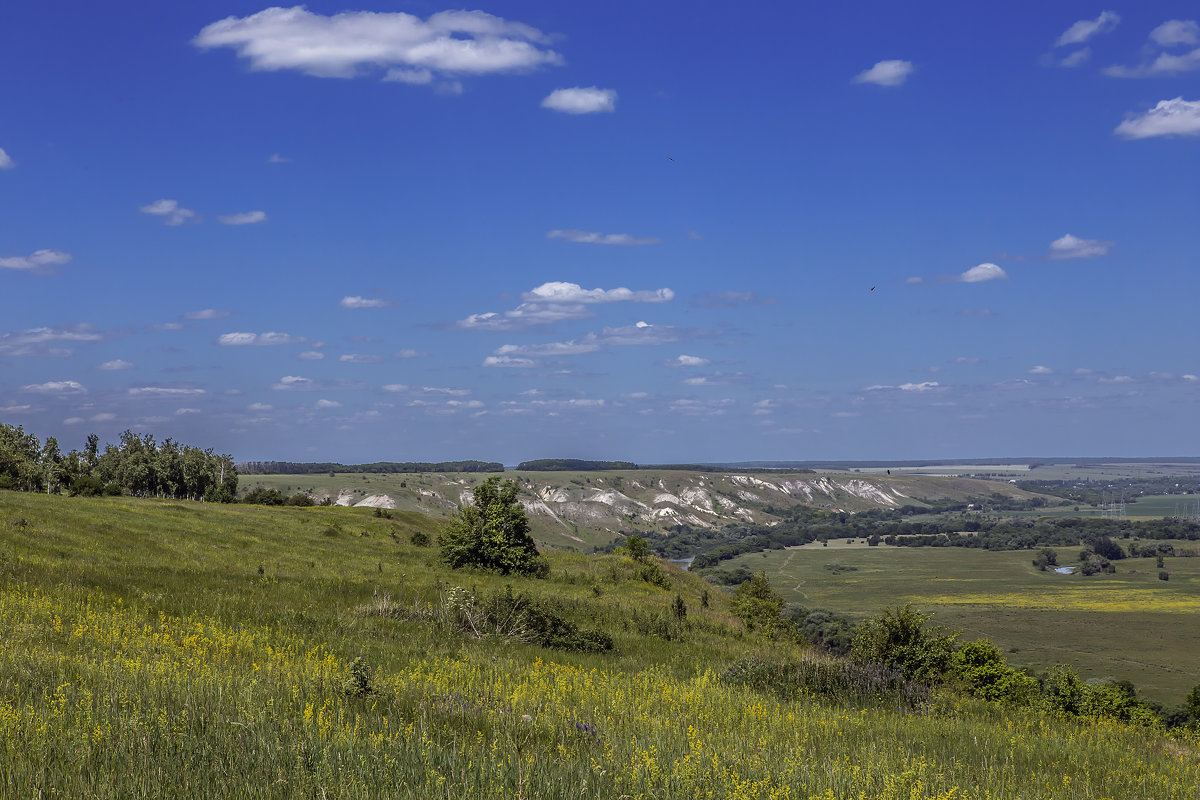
[343, 656, 373, 697]
[951, 639, 1038, 704]
[730, 571, 784, 633]
[439, 477, 548, 577]
[849, 605, 958, 683]
[638, 561, 671, 589]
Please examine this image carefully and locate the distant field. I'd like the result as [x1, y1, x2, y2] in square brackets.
[724, 543, 1200, 704]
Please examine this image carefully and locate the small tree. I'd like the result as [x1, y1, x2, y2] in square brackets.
[625, 534, 650, 562]
[731, 571, 784, 632]
[850, 604, 958, 683]
[439, 477, 548, 577]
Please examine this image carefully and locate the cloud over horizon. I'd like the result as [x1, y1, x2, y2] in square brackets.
[1115, 97, 1200, 139]
[852, 60, 914, 86]
[541, 87, 617, 113]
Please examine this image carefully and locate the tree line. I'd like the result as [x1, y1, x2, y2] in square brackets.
[0, 423, 237, 501]
[238, 460, 504, 475]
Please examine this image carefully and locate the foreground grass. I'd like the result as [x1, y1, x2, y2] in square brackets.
[1, 490, 1198, 798]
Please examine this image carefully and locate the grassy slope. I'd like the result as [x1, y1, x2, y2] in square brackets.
[0, 490, 1196, 799]
[725, 543, 1200, 703]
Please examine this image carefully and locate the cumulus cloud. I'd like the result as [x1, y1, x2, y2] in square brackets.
[298, 351, 325, 360]
[546, 229, 660, 246]
[217, 210, 267, 225]
[1115, 97, 1200, 138]
[523, 281, 673, 304]
[183, 308, 232, 320]
[0, 147, 14, 169]
[248, 402, 273, 411]
[175, 407, 201, 415]
[0, 324, 102, 357]
[272, 376, 312, 390]
[97, 359, 134, 371]
[128, 387, 206, 397]
[865, 381, 941, 392]
[339, 353, 383, 363]
[1104, 20, 1200, 77]
[267, 153, 291, 163]
[0, 249, 72, 274]
[458, 281, 673, 331]
[852, 60, 914, 87]
[217, 331, 304, 346]
[541, 87, 617, 114]
[316, 399, 341, 409]
[671, 355, 710, 367]
[959, 263, 1007, 283]
[22, 380, 86, 394]
[1056, 11, 1120, 46]
[1105, 49, 1200, 78]
[393, 348, 425, 359]
[1058, 47, 1091, 68]
[493, 339, 601, 357]
[1029, 365, 1054, 375]
[194, 7, 562, 87]
[381, 384, 409, 392]
[482, 355, 536, 368]
[140, 199, 196, 226]
[339, 296, 392, 309]
[1151, 20, 1200, 47]
[1048, 234, 1113, 259]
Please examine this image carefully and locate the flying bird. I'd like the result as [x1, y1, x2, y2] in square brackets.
[870, 286, 875, 292]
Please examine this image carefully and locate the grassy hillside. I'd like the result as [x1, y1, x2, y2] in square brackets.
[724, 542, 1200, 703]
[0, 490, 1197, 798]
[242, 469, 1058, 550]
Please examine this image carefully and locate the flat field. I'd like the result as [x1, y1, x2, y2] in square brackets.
[724, 542, 1200, 704]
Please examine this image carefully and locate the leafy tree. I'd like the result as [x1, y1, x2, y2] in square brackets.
[625, 534, 650, 562]
[439, 477, 548, 577]
[951, 639, 1037, 703]
[849, 604, 958, 683]
[730, 571, 784, 632]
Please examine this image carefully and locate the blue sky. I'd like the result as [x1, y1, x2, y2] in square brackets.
[2, 1, 1198, 464]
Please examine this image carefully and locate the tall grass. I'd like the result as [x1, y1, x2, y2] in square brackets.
[0, 490, 1197, 798]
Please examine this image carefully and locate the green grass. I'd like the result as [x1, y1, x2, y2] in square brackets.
[725, 542, 1200, 703]
[1, 490, 1198, 798]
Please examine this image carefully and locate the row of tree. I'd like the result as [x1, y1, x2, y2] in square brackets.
[238, 460, 503, 475]
[0, 423, 237, 501]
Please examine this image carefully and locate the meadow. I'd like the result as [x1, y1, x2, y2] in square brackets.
[1, 489, 1198, 798]
[725, 543, 1200, 703]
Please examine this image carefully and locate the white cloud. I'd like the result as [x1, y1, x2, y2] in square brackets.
[97, 359, 134, 371]
[217, 210, 267, 225]
[1183, 374, 1198, 382]
[175, 407, 201, 415]
[1029, 365, 1053, 375]
[905, 276, 925, 285]
[483, 355, 536, 367]
[194, 7, 562, 85]
[63, 417, 84, 425]
[1151, 20, 1200, 47]
[316, 399, 341, 409]
[381, 384, 409, 392]
[217, 331, 303, 346]
[339, 353, 383, 363]
[959, 263, 1007, 283]
[394, 348, 425, 358]
[22, 380, 86, 394]
[599, 321, 681, 346]
[1115, 97, 1200, 139]
[0, 147, 13, 169]
[541, 87, 617, 114]
[546, 229, 660, 246]
[1105, 49, 1200, 78]
[494, 339, 601, 358]
[0, 324, 102, 357]
[458, 281, 673, 330]
[383, 67, 432, 84]
[1058, 47, 1091, 68]
[298, 351, 325, 360]
[183, 308, 232, 320]
[523, 281, 674, 304]
[140, 199, 196, 226]
[865, 381, 940, 392]
[1056, 11, 1120, 46]
[1048, 234, 1113, 259]
[90, 412, 116, 422]
[128, 387, 206, 397]
[267, 153, 291, 163]
[0, 249, 72, 273]
[852, 60, 914, 87]
[672, 355, 710, 367]
[339, 295, 392, 308]
[421, 387, 470, 396]
[248, 402, 273, 410]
